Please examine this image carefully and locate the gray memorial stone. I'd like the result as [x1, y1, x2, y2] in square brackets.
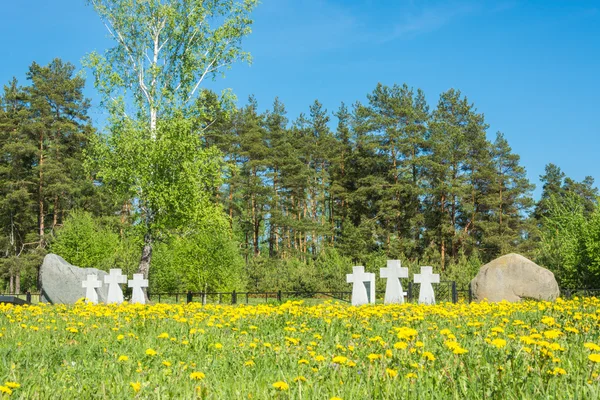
[40, 254, 109, 304]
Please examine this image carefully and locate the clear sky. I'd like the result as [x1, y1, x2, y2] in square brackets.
[1, 0, 599, 197]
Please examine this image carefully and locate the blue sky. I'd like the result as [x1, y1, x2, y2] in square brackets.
[1, 0, 599, 197]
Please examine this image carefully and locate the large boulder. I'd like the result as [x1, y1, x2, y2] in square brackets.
[470, 253, 560, 302]
[40, 254, 109, 304]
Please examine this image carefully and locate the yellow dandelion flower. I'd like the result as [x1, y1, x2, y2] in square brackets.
[4, 382, 19, 389]
[145, 348, 157, 356]
[386, 368, 398, 378]
[130, 382, 141, 393]
[272, 381, 289, 391]
[332, 356, 347, 364]
[118, 355, 129, 362]
[589, 354, 600, 363]
[190, 372, 206, 380]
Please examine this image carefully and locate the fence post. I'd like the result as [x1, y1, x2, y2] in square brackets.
[451, 281, 457, 304]
[232, 290, 237, 305]
[187, 291, 192, 303]
[26, 291, 31, 303]
[246, 292, 249, 304]
[202, 292, 207, 306]
[468, 285, 472, 303]
[277, 290, 282, 302]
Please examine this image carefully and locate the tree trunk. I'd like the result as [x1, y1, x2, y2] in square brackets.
[52, 195, 59, 230]
[15, 271, 20, 294]
[38, 132, 45, 246]
[137, 232, 153, 301]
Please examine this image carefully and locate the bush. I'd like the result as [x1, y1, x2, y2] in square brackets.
[49, 210, 121, 271]
[151, 221, 246, 293]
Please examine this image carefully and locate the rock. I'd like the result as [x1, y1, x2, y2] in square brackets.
[40, 254, 109, 304]
[470, 253, 560, 302]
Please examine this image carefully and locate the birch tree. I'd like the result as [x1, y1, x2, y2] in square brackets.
[84, 0, 258, 282]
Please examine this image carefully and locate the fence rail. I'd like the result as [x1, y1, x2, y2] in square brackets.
[4, 285, 600, 306]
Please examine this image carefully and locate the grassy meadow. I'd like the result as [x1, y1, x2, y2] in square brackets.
[0, 298, 599, 399]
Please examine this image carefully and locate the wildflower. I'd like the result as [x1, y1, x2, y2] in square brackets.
[214, 343, 223, 350]
[298, 359, 309, 365]
[272, 381, 289, 391]
[386, 368, 398, 378]
[422, 352, 435, 361]
[453, 347, 468, 355]
[244, 360, 255, 367]
[585, 343, 600, 352]
[394, 342, 408, 350]
[491, 339, 507, 349]
[332, 356, 347, 365]
[367, 353, 382, 362]
[157, 332, 169, 339]
[118, 355, 129, 362]
[0, 386, 12, 395]
[405, 373, 417, 379]
[162, 361, 172, 367]
[117, 334, 124, 340]
[130, 382, 141, 393]
[314, 355, 326, 362]
[589, 354, 600, 363]
[190, 372, 206, 380]
[294, 376, 307, 382]
[4, 382, 19, 389]
[145, 348, 157, 356]
[331, 397, 343, 400]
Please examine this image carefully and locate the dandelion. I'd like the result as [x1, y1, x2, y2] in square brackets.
[190, 372, 206, 380]
[244, 360, 255, 367]
[130, 382, 141, 393]
[405, 373, 417, 379]
[0, 386, 12, 395]
[386, 368, 398, 378]
[272, 381, 289, 391]
[589, 354, 600, 363]
[162, 361, 172, 367]
[294, 376, 307, 382]
[453, 347, 468, 355]
[332, 356, 347, 365]
[367, 353, 382, 362]
[4, 382, 19, 389]
[157, 332, 169, 339]
[298, 359, 309, 365]
[145, 348, 157, 356]
[491, 339, 507, 349]
[118, 355, 129, 362]
[394, 342, 408, 350]
[585, 343, 600, 352]
[214, 343, 223, 350]
[422, 352, 435, 361]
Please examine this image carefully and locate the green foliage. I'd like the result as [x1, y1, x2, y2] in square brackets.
[49, 210, 121, 271]
[150, 219, 246, 293]
[537, 194, 600, 288]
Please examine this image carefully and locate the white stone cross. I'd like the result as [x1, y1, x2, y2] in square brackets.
[104, 268, 127, 304]
[366, 271, 376, 304]
[128, 274, 148, 304]
[380, 260, 409, 304]
[414, 266, 440, 305]
[82, 274, 102, 304]
[346, 266, 373, 306]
